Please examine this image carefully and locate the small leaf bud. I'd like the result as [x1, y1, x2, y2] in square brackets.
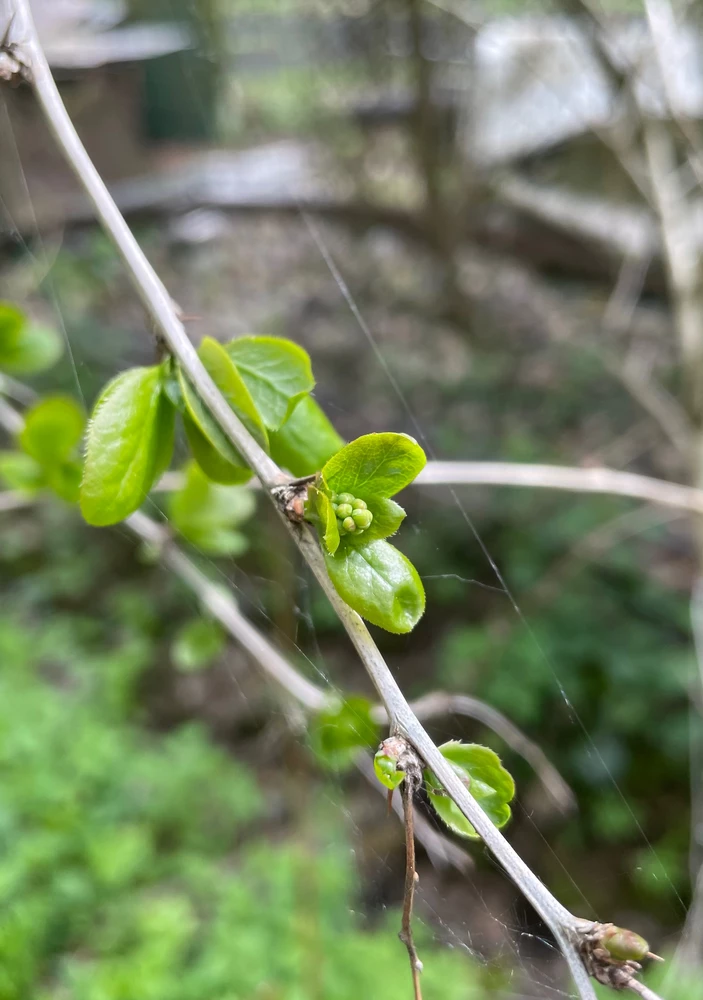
[352, 508, 373, 529]
[342, 516, 357, 532]
[374, 750, 406, 791]
[336, 503, 353, 518]
[337, 492, 355, 505]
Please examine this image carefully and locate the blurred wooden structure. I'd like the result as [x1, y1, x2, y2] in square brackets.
[0, 0, 189, 233]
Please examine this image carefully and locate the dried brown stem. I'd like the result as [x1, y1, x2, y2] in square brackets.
[399, 750, 424, 1000]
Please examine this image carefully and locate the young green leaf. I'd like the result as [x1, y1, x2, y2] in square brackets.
[424, 741, 515, 840]
[324, 539, 425, 634]
[0, 302, 63, 374]
[19, 396, 85, 466]
[178, 337, 268, 480]
[0, 450, 46, 493]
[172, 617, 226, 672]
[373, 747, 407, 791]
[322, 432, 426, 500]
[169, 460, 256, 556]
[183, 412, 252, 485]
[309, 696, 379, 770]
[80, 366, 175, 526]
[226, 336, 315, 431]
[199, 336, 269, 450]
[269, 394, 344, 476]
[311, 485, 340, 555]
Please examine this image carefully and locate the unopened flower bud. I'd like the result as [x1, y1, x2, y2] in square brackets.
[352, 498, 367, 510]
[602, 926, 650, 963]
[337, 492, 355, 505]
[352, 508, 373, 529]
[336, 503, 353, 518]
[373, 745, 406, 791]
[342, 516, 356, 532]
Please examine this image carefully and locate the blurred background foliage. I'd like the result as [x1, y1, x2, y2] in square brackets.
[2, 0, 703, 995]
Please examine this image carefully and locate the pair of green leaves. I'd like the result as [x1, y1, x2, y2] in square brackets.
[80, 335, 318, 526]
[0, 395, 85, 503]
[0, 301, 63, 375]
[374, 739, 515, 840]
[311, 697, 515, 841]
[310, 432, 427, 634]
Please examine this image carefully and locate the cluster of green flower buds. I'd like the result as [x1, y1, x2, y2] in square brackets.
[331, 492, 374, 535]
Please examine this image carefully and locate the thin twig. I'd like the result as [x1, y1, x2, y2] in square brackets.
[159, 461, 703, 518]
[643, 0, 703, 189]
[624, 980, 666, 1000]
[400, 773, 423, 1000]
[639, 8, 703, 965]
[676, 579, 703, 966]
[416, 462, 703, 514]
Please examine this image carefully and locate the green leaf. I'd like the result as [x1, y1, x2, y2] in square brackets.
[172, 618, 226, 672]
[310, 696, 379, 770]
[199, 336, 269, 451]
[19, 396, 85, 466]
[0, 302, 63, 374]
[178, 337, 268, 479]
[80, 366, 175, 526]
[169, 460, 256, 556]
[322, 432, 426, 500]
[270, 394, 344, 476]
[346, 497, 406, 546]
[226, 335, 315, 431]
[373, 747, 406, 791]
[311, 486, 340, 555]
[324, 539, 425, 634]
[183, 412, 252, 485]
[0, 450, 46, 493]
[424, 741, 515, 840]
